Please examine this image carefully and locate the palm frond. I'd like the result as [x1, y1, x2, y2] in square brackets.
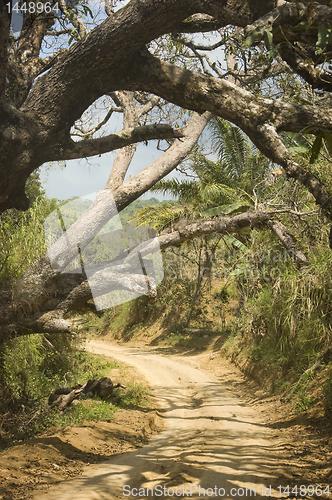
[141, 117, 268, 230]
[209, 118, 266, 186]
[201, 202, 252, 217]
[210, 118, 249, 165]
[191, 154, 231, 186]
[150, 178, 200, 202]
[129, 203, 190, 231]
[200, 183, 251, 204]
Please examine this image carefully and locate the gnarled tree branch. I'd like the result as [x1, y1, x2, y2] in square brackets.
[3, 205, 308, 337]
[53, 123, 185, 162]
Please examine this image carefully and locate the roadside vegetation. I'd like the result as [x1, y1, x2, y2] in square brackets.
[0, 172, 155, 451]
[1, 162, 332, 453]
[87, 210, 332, 415]
[82, 117, 332, 417]
[0, 331, 150, 449]
[1, 90, 332, 455]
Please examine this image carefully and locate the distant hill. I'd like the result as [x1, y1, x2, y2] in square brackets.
[119, 197, 162, 226]
[53, 196, 164, 235]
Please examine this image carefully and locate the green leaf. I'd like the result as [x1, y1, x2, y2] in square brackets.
[316, 24, 329, 54]
[200, 202, 251, 218]
[287, 132, 308, 147]
[292, 22, 311, 33]
[289, 145, 309, 154]
[229, 264, 248, 278]
[310, 133, 323, 164]
[68, 29, 78, 45]
[223, 235, 248, 252]
[243, 26, 264, 48]
[263, 28, 273, 51]
[299, 126, 316, 135]
[83, 5, 93, 18]
[287, 132, 310, 155]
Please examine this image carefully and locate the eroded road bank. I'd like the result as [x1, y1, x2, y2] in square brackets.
[31, 339, 293, 500]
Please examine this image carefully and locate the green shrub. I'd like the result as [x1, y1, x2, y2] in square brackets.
[163, 332, 185, 346]
[3, 335, 46, 398]
[222, 213, 332, 399]
[117, 381, 150, 408]
[0, 343, 121, 445]
[2, 334, 118, 401]
[0, 196, 59, 280]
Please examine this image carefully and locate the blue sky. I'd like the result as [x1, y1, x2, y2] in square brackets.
[39, 142, 169, 201]
[37, 3, 224, 202]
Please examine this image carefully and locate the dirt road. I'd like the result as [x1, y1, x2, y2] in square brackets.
[32, 339, 290, 500]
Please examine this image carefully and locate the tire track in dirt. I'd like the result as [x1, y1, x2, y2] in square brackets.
[32, 339, 289, 500]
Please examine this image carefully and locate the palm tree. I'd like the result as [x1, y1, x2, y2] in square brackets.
[133, 117, 270, 230]
[131, 118, 271, 327]
[207, 117, 271, 194]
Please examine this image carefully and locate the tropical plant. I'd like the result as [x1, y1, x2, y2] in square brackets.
[206, 118, 271, 195]
[133, 118, 271, 230]
[130, 118, 271, 326]
[0, 195, 59, 280]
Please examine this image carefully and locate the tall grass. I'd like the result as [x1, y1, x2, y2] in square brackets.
[222, 220, 332, 410]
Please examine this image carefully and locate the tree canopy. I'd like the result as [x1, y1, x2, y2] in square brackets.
[1, 0, 332, 339]
[1, 0, 332, 211]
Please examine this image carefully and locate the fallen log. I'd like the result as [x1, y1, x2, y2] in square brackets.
[48, 377, 126, 409]
[58, 382, 88, 411]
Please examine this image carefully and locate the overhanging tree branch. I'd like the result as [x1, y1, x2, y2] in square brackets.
[2, 0, 332, 341]
[245, 1, 332, 40]
[171, 14, 222, 34]
[3, 205, 308, 337]
[123, 49, 332, 214]
[107, 91, 146, 189]
[0, 111, 212, 340]
[20, 0, 206, 128]
[268, 220, 307, 265]
[2, 0, 332, 215]
[45, 112, 212, 275]
[53, 123, 185, 161]
[114, 112, 212, 206]
[278, 45, 332, 92]
[126, 48, 332, 135]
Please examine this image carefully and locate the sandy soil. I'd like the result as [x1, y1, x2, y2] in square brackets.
[1, 337, 332, 500]
[31, 339, 332, 499]
[0, 362, 161, 500]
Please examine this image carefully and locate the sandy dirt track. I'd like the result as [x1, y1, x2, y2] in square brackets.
[32, 339, 290, 500]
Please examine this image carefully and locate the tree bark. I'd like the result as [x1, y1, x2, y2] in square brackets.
[0, 112, 212, 340]
[125, 49, 332, 214]
[268, 221, 307, 265]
